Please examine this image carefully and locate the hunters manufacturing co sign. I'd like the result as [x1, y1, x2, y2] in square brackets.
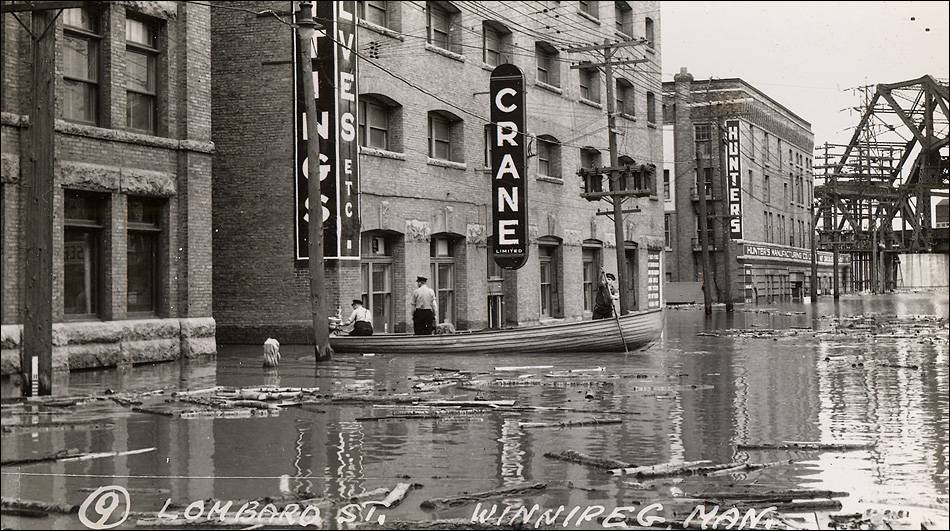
[726, 119, 743, 239]
[490, 63, 528, 270]
[293, 1, 361, 261]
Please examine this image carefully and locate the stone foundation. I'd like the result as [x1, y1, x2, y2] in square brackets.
[0, 317, 216, 375]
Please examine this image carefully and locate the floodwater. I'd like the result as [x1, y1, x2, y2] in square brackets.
[2, 292, 948, 529]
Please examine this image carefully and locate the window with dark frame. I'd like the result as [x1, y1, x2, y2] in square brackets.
[482, 21, 510, 67]
[578, 0, 598, 18]
[664, 213, 671, 248]
[64, 191, 105, 318]
[127, 196, 162, 314]
[616, 78, 634, 115]
[645, 17, 655, 46]
[663, 169, 670, 200]
[646, 91, 656, 123]
[62, 7, 100, 124]
[361, 233, 394, 333]
[536, 135, 561, 178]
[539, 244, 559, 317]
[582, 246, 600, 311]
[126, 15, 159, 134]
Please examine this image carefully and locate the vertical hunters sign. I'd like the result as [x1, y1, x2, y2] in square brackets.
[726, 119, 743, 239]
[294, 1, 361, 261]
[490, 64, 528, 270]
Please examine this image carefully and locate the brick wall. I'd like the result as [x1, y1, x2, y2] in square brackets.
[212, 1, 665, 341]
[1, 2, 214, 331]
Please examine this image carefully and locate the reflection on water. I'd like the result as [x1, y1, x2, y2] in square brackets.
[1, 293, 947, 528]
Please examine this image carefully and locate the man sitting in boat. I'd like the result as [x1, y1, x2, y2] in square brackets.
[593, 273, 619, 320]
[342, 299, 374, 336]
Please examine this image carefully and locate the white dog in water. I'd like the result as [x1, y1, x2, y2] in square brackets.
[263, 338, 281, 367]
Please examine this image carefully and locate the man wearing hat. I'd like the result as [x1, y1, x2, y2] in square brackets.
[592, 272, 619, 320]
[342, 298, 374, 336]
[410, 276, 438, 335]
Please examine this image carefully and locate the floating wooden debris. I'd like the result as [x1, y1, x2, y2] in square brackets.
[687, 489, 849, 502]
[701, 460, 792, 476]
[419, 482, 546, 509]
[1, 449, 83, 467]
[493, 365, 553, 371]
[737, 441, 874, 451]
[363, 482, 415, 508]
[543, 450, 632, 470]
[519, 418, 621, 429]
[610, 459, 750, 477]
[1, 497, 78, 514]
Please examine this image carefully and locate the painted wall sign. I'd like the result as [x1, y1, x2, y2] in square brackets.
[725, 119, 743, 239]
[489, 63, 528, 270]
[294, 0, 361, 261]
[741, 243, 843, 265]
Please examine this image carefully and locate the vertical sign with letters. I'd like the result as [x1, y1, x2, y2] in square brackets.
[726, 119, 743, 239]
[490, 63, 528, 269]
[294, 1, 361, 261]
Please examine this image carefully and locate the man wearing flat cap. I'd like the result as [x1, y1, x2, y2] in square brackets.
[593, 272, 619, 320]
[410, 276, 438, 335]
[343, 298, 374, 336]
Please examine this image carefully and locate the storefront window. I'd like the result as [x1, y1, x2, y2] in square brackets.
[64, 191, 105, 317]
[127, 197, 162, 313]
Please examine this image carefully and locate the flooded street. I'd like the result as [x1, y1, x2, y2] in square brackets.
[2, 293, 948, 529]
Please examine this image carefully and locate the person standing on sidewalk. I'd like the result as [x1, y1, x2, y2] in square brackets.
[411, 276, 438, 335]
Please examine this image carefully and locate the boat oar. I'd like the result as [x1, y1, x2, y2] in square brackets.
[602, 268, 629, 354]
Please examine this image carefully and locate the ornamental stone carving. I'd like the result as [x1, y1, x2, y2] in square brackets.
[405, 219, 431, 242]
[466, 223, 487, 245]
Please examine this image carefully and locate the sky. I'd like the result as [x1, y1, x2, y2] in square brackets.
[660, 1, 950, 148]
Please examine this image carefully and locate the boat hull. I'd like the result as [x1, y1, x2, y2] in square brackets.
[329, 308, 662, 354]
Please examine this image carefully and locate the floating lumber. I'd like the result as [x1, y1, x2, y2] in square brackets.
[171, 386, 225, 397]
[543, 450, 632, 470]
[425, 400, 515, 408]
[493, 365, 553, 371]
[419, 482, 547, 509]
[702, 460, 793, 477]
[610, 460, 728, 477]
[737, 441, 873, 451]
[60, 447, 156, 462]
[1, 497, 78, 514]
[1, 449, 83, 466]
[132, 406, 175, 417]
[519, 418, 621, 429]
[363, 482, 414, 508]
[356, 414, 442, 422]
[688, 489, 849, 501]
[2, 422, 115, 434]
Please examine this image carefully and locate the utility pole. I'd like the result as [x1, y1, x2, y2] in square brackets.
[296, 2, 332, 361]
[696, 151, 713, 315]
[810, 197, 818, 302]
[715, 118, 734, 312]
[569, 38, 649, 316]
[2, 2, 80, 396]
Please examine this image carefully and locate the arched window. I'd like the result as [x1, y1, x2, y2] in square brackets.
[614, 1, 632, 35]
[430, 234, 461, 324]
[426, 1, 461, 53]
[359, 93, 403, 152]
[538, 236, 563, 318]
[582, 239, 604, 312]
[427, 110, 464, 162]
[645, 17, 655, 46]
[536, 134, 561, 178]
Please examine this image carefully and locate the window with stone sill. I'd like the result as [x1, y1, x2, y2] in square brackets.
[482, 20, 511, 67]
[536, 134, 561, 178]
[359, 94, 402, 152]
[428, 110, 464, 163]
[126, 14, 160, 135]
[579, 65, 600, 103]
[616, 78, 634, 115]
[579, 0, 598, 19]
[646, 90, 656, 123]
[358, 0, 388, 28]
[535, 41, 560, 87]
[427, 1, 461, 54]
[645, 17, 655, 47]
[615, 1, 632, 35]
[62, 6, 101, 125]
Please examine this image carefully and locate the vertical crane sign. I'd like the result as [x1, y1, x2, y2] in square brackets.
[294, 0, 361, 261]
[490, 64, 528, 269]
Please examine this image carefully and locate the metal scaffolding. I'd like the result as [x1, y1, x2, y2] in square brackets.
[814, 75, 949, 293]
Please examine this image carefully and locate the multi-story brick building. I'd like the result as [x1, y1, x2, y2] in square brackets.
[211, 1, 665, 342]
[662, 68, 848, 304]
[1, 1, 216, 376]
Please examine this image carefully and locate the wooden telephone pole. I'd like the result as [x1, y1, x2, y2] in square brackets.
[3, 1, 86, 396]
[570, 38, 650, 316]
[296, 2, 332, 361]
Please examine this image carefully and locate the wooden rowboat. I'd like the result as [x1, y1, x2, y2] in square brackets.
[329, 307, 662, 354]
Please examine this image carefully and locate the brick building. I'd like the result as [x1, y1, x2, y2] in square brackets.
[1, 1, 216, 375]
[211, 1, 665, 342]
[662, 68, 848, 304]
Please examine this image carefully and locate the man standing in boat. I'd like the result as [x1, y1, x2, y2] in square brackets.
[593, 273, 619, 320]
[411, 276, 438, 335]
